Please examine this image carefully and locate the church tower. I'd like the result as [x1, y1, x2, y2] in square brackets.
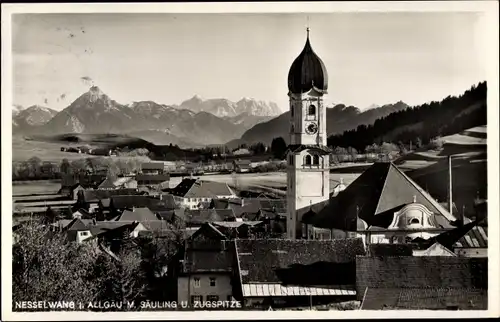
[286, 28, 330, 239]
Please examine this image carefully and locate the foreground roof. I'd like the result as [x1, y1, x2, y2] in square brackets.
[171, 179, 234, 198]
[360, 287, 487, 310]
[235, 238, 365, 285]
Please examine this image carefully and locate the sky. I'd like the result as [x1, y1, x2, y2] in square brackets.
[12, 12, 487, 112]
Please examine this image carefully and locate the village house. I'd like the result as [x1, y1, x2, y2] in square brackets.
[170, 179, 237, 210]
[63, 218, 94, 244]
[98, 176, 138, 190]
[356, 256, 488, 310]
[77, 188, 139, 213]
[141, 162, 165, 175]
[177, 239, 234, 306]
[136, 173, 171, 191]
[232, 238, 365, 309]
[233, 159, 252, 173]
[58, 173, 107, 199]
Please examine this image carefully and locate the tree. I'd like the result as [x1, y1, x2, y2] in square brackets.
[28, 156, 42, 178]
[60, 158, 71, 175]
[12, 221, 101, 304]
[270, 137, 287, 160]
[249, 142, 266, 155]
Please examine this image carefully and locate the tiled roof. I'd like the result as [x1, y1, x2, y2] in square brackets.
[183, 209, 224, 225]
[216, 198, 287, 218]
[242, 284, 355, 297]
[235, 238, 365, 285]
[184, 247, 233, 273]
[114, 207, 159, 222]
[427, 219, 487, 251]
[81, 188, 138, 203]
[360, 287, 488, 310]
[109, 195, 167, 211]
[356, 256, 488, 300]
[90, 221, 133, 236]
[312, 162, 455, 231]
[65, 218, 90, 231]
[366, 244, 414, 257]
[171, 179, 234, 198]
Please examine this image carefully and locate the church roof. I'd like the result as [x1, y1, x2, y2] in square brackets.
[287, 30, 328, 95]
[312, 162, 456, 231]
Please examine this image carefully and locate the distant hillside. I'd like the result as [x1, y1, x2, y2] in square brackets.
[238, 101, 409, 145]
[328, 82, 487, 151]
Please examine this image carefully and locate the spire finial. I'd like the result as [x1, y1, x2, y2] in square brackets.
[306, 16, 310, 38]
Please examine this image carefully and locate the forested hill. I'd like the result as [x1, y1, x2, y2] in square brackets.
[327, 82, 487, 151]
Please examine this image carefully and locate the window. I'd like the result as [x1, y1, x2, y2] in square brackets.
[289, 155, 294, 165]
[291, 124, 295, 133]
[409, 218, 420, 225]
[291, 106, 294, 117]
[308, 105, 316, 116]
[193, 277, 201, 288]
[313, 155, 320, 165]
[207, 295, 219, 302]
[209, 277, 216, 287]
[80, 231, 89, 236]
[191, 295, 203, 305]
[304, 155, 312, 165]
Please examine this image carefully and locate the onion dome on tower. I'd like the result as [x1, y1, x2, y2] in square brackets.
[287, 28, 328, 95]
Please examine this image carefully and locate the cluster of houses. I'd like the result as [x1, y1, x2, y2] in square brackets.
[13, 159, 488, 310]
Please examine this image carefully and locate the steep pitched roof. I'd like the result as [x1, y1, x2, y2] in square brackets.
[171, 179, 234, 198]
[360, 287, 488, 310]
[235, 238, 366, 285]
[114, 207, 159, 222]
[356, 256, 488, 297]
[65, 218, 89, 231]
[312, 162, 455, 231]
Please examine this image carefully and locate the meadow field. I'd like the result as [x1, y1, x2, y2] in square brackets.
[12, 180, 61, 196]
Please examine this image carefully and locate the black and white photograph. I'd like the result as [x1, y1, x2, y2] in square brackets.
[2, 1, 499, 319]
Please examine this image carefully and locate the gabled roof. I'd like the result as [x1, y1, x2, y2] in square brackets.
[113, 207, 159, 222]
[235, 238, 366, 285]
[356, 256, 488, 293]
[171, 179, 235, 198]
[312, 162, 456, 231]
[80, 188, 138, 203]
[65, 218, 89, 231]
[360, 287, 487, 310]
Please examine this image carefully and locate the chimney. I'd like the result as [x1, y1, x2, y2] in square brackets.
[160, 194, 163, 201]
[241, 198, 244, 207]
[340, 177, 344, 185]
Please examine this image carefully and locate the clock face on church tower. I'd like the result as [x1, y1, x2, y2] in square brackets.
[305, 122, 318, 135]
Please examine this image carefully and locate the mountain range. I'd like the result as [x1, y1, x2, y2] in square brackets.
[231, 101, 410, 147]
[13, 86, 412, 148]
[12, 87, 278, 147]
[12, 105, 58, 134]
